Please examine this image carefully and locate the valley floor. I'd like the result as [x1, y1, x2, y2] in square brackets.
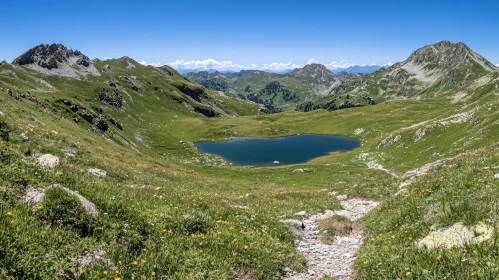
[2, 67, 499, 279]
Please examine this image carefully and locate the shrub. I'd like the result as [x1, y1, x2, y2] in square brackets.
[0, 118, 11, 142]
[182, 211, 213, 234]
[37, 188, 97, 237]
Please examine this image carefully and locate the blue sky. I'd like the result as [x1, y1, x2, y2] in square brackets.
[1, 0, 498, 71]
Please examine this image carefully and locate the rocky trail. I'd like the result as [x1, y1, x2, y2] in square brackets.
[280, 155, 459, 279]
[282, 196, 379, 279]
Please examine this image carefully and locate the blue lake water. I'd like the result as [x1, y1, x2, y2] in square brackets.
[194, 134, 361, 167]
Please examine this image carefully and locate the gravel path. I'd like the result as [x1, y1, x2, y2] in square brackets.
[283, 197, 379, 279]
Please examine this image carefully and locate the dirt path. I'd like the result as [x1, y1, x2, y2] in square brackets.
[282, 197, 379, 279]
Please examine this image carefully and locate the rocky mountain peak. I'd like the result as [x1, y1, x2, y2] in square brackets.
[288, 63, 336, 84]
[12, 43, 92, 70]
[303, 63, 329, 70]
[404, 40, 494, 71]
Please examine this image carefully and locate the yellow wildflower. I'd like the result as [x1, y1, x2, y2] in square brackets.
[7, 211, 12, 215]
[151, 272, 156, 276]
[103, 271, 108, 275]
[133, 261, 138, 265]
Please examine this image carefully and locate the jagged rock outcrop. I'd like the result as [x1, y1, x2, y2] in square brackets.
[12, 43, 99, 78]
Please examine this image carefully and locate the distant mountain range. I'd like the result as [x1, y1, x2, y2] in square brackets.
[4, 41, 496, 116]
[184, 41, 496, 112]
[177, 64, 382, 75]
[185, 64, 362, 112]
[331, 65, 383, 75]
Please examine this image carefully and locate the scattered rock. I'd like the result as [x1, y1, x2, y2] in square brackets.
[23, 186, 45, 206]
[417, 222, 493, 249]
[273, 161, 280, 164]
[20, 132, 29, 142]
[94, 118, 108, 132]
[119, 76, 131, 82]
[353, 128, 364, 135]
[46, 184, 99, 217]
[230, 204, 249, 209]
[0, 111, 4, 117]
[109, 118, 123, 130]
[494, 173, 499, 179]
[378, 134, 401, 148]
[88, 168, 107, 177]
[70, 247, 111, 267]
[292, 169, 305, 173]
[295, 211, 308, 217]
[37, 154, 60, 168]
[78, 110, 96, 123]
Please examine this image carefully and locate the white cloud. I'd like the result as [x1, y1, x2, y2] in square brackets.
[260, 62, 300, 71]
[164, 59, 258, 71]
[139, 61, 163, 67]
[496, 64, 499, 67]
[137, 58, 392, 72]
[324, 59, 356, 69]
[306, 58, 321, 65]
[383, 62, 393, 67]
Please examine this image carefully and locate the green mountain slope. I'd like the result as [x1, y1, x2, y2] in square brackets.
[303, 41, 496, 111]
[2, 42, 499, 279]
[186, 64, 360, 112]
[186, 41, 496, 114]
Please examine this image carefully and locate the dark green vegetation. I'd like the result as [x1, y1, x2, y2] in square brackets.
[185, 64, 364, 112]
[1, 41, 499, 279]
[186, 41, 496, 114]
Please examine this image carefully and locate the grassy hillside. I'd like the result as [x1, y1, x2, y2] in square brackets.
[185, 65, 365, 112]
[1, 43, 499, 279]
